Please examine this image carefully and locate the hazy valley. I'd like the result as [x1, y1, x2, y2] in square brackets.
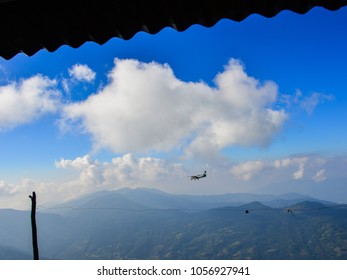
[1, 188, 347, 260]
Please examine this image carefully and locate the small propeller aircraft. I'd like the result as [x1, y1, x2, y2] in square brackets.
[189, 171, 207, 180]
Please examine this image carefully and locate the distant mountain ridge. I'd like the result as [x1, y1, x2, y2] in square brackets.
[1, 188, 346, 260]
[44, 188, 334, 216]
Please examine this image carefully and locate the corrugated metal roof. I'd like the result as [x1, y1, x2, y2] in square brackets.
[1, 0, 347, 60]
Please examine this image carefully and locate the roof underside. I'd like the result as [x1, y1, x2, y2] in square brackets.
[1, 0, 347, 60]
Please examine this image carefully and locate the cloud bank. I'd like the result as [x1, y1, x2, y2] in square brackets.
[55, 153, 184, 190]
[231, 155, 328, 182]
[1, 152, 346, 209]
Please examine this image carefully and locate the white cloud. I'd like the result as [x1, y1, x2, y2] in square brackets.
[230, 160, 267, 181]
[61, 78, 70, 93]
[273, 157, 308, 179]
[231, 155, 329, 182]
[274, 156, 309, 167]
[282, 90, 334, 115]
[313, 169, 326, 182]
[55, 153, 185, 190]
[293, 162, 305, 179]
[61, 58, 287, 158]
[55, 154, 104, 186]
[0, 75, 61, 130]
[0, 180, 13, 196]
[68, 64, 96, 82]
[0, 178, 55, 210]
[300, 92, 334, 115]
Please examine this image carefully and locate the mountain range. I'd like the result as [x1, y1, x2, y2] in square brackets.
[1, 188, 347, 260]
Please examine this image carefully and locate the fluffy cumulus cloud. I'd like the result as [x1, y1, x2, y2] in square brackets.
[68, 64, 96, 82]
[55, 154, 104, 187]
[0, 75, 60, 130]
[55, 153, 185, 190]
[60, 58, 287, 158]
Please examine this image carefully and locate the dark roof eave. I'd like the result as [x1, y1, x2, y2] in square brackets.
[1, 0, 347, 60]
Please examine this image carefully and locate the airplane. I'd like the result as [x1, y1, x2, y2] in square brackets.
[189, 171, 207, 180]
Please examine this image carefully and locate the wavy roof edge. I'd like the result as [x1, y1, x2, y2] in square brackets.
[1, 0, 347, 60]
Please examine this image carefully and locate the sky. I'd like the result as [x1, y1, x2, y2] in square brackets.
[1, 6, 347, 209]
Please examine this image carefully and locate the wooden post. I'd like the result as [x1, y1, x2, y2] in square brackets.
[29, 191, 39, 260]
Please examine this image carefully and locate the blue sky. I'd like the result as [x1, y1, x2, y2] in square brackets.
[1, 7, 347, 209]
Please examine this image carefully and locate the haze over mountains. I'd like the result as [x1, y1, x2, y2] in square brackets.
[1, 188, 347, 260]
[258, 177, 347, 204]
